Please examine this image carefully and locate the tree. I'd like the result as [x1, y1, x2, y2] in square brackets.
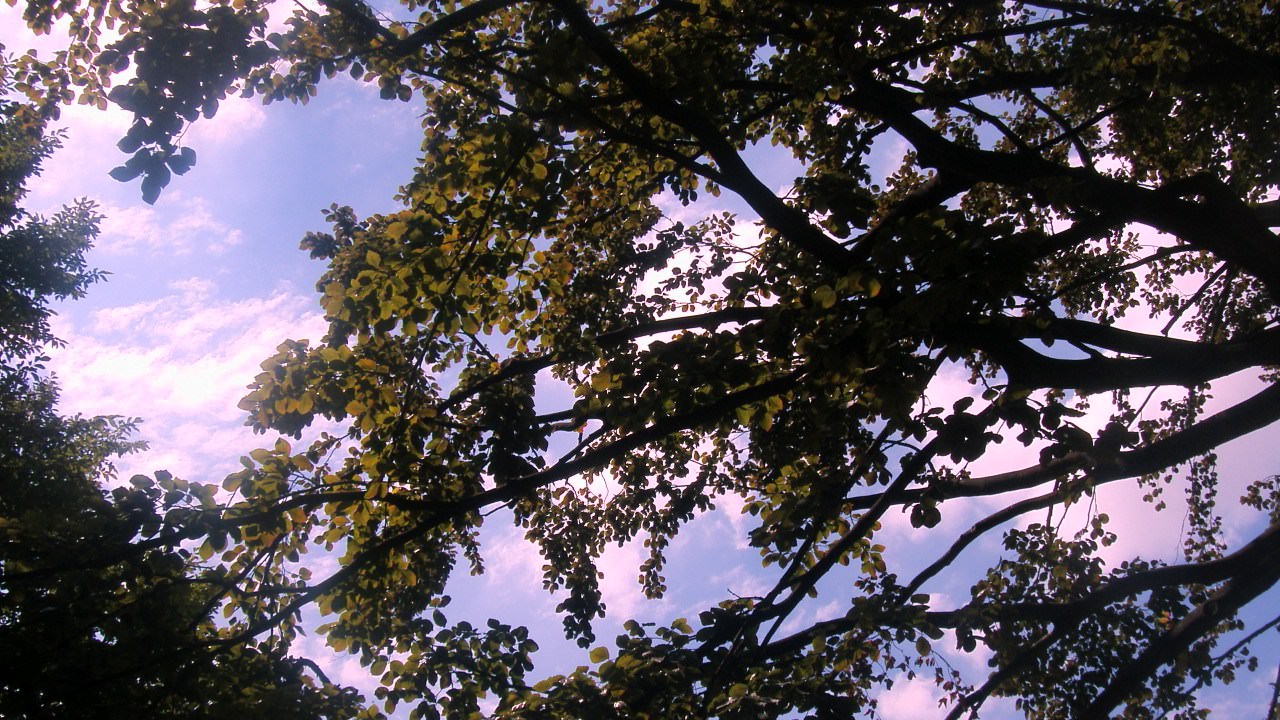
[13, 0, 1280, 717]
[0, 60, 366, 719]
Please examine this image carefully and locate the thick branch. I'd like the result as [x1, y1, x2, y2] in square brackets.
[958, 320, 1280, 393]
[1083, 527, 1280, 716]
[847, 381, 1280, 511]
[930, 521, 1280, 627]
[847, 79, 1280, 295]
[1255, 199, 1280, 227]
[903, 488, 1066, 599]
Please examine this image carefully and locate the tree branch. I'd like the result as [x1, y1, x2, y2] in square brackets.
[846, 78, 1280, 296]
[548, 0, 858, 270]
[957, 320, 1280, 393]
[847, 381, 1280, 511]
[1082, 526, 1280, 716]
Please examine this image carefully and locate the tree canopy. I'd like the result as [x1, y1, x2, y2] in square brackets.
[10, 0, 1280, 717]
[0, 60, 365, 718]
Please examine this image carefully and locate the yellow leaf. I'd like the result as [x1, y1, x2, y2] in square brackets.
[588, 646, 610, 663]
[836, 272, 863, 293]
[532, 676, 561, 692]
[813, 285, 837, 309]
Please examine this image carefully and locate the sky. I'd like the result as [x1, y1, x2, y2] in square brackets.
[4, 6, 1280, 717]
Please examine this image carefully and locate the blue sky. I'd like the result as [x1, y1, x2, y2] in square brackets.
[5, 6, 1280, 717]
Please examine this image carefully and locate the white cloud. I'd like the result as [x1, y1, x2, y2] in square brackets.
[937, 626, 993, 679]
[480, 522, 671, 627]
[56, 96, 134, 134]
[96, 194, 244, 255]
[877, 673, 944, 719]
[23, 107, 131, 213]
[169, 275, 217, 296]
[706, 563, 771, 601]
[483, 525, 556, 613]
[709, 490, 755, 551]
[185, 94, 267, 145]
[91, 297, 164, 335]
[49, 278, 327, 482]
[263, 0, 321, 35]
[597, 538, 658, 621]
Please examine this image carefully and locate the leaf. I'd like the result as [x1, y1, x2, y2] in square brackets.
[813, 285, 837, 309]
[588, 646, 610, 663]
[166, 146, 197, 175]
[532, 676, 562, 693]
[108, 164, 144, 182]
[140, 168, 169, 204]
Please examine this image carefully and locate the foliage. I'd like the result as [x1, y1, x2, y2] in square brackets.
[13, 0, 1280, 717]
[0, 63, 365, 718]
[0, 79, 101, 359]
